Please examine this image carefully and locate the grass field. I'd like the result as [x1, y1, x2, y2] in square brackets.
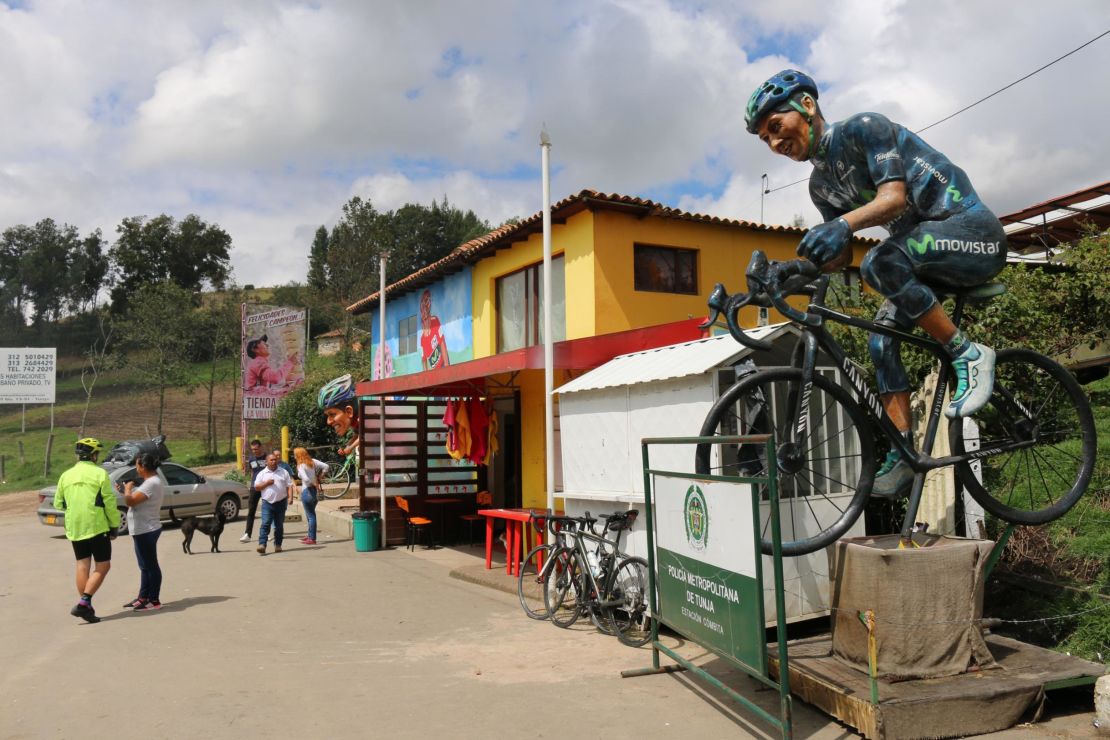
[0, 351, 351, 494]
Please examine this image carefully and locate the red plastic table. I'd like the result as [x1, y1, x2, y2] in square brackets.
[478, 508, 555, 576]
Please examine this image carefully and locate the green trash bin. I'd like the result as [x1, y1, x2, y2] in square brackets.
[352, 511, 381, 552]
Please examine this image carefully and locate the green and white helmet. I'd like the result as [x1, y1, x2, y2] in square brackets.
[744, 69, 819, 134]
[317, 374, 356, 410]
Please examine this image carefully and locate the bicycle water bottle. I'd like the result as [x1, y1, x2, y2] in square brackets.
[587, 550, 600, 577]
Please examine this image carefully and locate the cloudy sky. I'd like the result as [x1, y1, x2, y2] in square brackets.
[2, 0, 1108, 287]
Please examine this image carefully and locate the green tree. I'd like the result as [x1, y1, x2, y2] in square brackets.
[118, 281, 197, 433]
[382, 197, 490, 281]
[109, 214, 231, 312]
[0, 220, 108, 332]
[307, 226, 329, 292]
[324, 197, 384, 306]
[974, 229, 1110, 359]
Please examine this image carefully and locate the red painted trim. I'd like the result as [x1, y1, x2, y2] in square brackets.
[354, 317, 706, 398]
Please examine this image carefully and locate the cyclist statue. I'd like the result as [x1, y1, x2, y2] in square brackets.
[745, 70, 1007, 497]
[318, 373, 359, 458]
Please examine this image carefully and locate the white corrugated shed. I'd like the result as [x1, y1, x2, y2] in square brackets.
[555, 322, 854, 624]
[556, 324, 792, 396]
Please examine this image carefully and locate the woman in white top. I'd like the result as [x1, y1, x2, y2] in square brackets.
[122, 452, 165, 610]
[293, 447, 328, 546]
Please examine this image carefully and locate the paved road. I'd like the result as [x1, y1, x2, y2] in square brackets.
[0, 507, 1097, 739]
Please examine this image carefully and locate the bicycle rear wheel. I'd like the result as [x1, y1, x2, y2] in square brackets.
[319, 458, 353, 499]
[545, 548, 585, 628]
[518, 544, 558, 620]
[602, 556, 652, 647]
[695, 368, 876, 556]
[950, 349, 1096, 524]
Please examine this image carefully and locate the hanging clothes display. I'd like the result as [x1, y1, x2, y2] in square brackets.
[465, 397, 489, 465]
[483, 408, 499, 465]
[442, 399, 472, 461]
[442, 397, 498, 466]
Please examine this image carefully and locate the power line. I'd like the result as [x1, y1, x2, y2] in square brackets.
[764, 28, 1110, 196]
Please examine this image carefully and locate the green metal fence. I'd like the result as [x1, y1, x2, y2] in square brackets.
[622, 434, 793, 740]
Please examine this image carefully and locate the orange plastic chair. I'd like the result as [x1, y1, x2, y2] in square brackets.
[458, 491, 493, 547]
[394, 496, 434, 550]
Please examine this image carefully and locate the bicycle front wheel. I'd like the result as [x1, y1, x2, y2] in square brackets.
[518, 544, 557, 620]
[319, 460, 353, 499]
[545, 548, 585, 628]
[695, 368, 876, 557]
[950, 349, 1096, 524]
[602, 556, 652, 647]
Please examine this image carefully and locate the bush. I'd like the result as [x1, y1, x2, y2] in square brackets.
[270, 370, 343, 449]
[223, 468, 247, 484]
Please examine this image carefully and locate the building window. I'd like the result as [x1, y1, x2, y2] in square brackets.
[497, 256, 565, 352]
[398, 315, 417, 355]
[633, 244, 698, 294]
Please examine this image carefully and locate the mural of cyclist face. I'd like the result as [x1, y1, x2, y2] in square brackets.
[324, 405, 355, 437]
[419, 289, 432, 327]
[755, 94, 821, 162]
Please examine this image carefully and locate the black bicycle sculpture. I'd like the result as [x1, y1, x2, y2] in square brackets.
[694, 250, 1096, 557]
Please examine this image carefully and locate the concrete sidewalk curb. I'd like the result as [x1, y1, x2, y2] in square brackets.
[289, 497, 353, 540]
[449, 562, 518, 598]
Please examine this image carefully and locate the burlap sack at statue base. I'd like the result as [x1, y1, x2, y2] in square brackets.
[828, 534, 997, 680]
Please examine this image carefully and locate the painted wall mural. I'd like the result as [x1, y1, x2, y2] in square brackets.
[369, 267, 473, 380]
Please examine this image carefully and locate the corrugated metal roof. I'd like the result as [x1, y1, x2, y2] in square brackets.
[556, 324, 794, 395]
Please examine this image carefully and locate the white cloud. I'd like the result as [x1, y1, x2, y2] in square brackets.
[1, 0, 1108, 289]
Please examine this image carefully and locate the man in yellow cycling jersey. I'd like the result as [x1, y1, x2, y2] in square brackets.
[54, 438, 120, 623]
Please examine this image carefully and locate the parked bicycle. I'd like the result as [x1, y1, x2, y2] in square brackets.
[542, 510, 652, 647]
[307, 447, 355, 500]
[695, 250, 1096, 557]
[517, 514, 581, 621]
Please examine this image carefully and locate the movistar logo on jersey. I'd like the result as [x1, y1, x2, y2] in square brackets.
[908, 233, 1000, 256]
[684, 484, 709, 552]
[946, 186, 963, 203]
[912, 155, 949, 185]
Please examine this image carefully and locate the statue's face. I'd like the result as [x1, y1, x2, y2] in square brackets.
[325, 405, 354, 437]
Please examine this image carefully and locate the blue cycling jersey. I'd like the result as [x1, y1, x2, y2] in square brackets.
[806, 112, 1007, 395]
[808, 112, 981, 236]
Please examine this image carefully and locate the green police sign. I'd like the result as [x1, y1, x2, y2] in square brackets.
[654, 477, 765, 671]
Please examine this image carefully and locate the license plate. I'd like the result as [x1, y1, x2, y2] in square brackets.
[45, 514, 56, 525]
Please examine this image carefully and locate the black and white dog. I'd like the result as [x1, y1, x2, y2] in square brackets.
[171, 509, 226, 554]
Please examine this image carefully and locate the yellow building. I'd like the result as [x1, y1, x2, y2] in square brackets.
[348, 190, 869, 539]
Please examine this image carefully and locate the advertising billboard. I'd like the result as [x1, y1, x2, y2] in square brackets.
[241, 304, 306, 419]
[1, 348, 56, 404]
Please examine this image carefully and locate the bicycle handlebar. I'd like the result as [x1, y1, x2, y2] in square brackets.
[699, 250, 822, 347]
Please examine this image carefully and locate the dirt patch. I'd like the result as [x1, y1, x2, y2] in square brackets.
[0, 490, 40, 519]
[51, 383, 242, 446]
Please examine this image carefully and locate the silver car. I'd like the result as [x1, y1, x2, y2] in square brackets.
[38, 462, 250, 536]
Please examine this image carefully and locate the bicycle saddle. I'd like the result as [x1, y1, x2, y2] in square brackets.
[925, 281, 1007, 303]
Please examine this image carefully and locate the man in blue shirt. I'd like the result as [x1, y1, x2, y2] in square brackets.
[744, 70, 1007, 497]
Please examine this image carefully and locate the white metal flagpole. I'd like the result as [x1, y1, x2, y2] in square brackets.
[541, 128, 555, 514]
[379, 253, 388, 545]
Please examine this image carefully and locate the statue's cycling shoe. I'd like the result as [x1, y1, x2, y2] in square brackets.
[946, 342, 996, 419]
